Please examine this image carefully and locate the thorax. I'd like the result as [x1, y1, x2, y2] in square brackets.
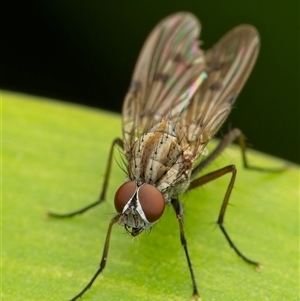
[126, 120, 193, 202]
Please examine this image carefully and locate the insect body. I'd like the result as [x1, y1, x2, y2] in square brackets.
[115, 119, 192, 235]
[49, 12, 260, 300]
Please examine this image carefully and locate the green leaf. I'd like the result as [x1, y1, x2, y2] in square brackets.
[3, 91, 299, 301]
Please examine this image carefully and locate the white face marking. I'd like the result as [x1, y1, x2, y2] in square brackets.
[121, 184, 153, 229]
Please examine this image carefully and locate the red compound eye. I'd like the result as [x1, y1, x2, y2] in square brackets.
[114, 181, 136, 213]
[138, 184, 165, 222]
[114, 182, 165, 223]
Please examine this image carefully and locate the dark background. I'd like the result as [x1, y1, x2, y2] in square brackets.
[3, 1, 299, 164]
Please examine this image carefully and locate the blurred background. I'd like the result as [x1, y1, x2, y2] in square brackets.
[3, 1, 299, 164]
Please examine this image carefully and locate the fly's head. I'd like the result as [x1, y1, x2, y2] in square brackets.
[114, 181, 165, 237]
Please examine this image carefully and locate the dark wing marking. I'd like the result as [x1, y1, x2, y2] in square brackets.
[181, 25, 260, 157]
[122, 13, 206, 151]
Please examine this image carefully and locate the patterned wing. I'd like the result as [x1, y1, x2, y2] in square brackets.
[182, 25, 260, 158]
[122, 13, 207, 151]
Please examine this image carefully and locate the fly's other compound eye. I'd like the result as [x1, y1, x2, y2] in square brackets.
[114, 181, 165, 222]
[114, 181, 136, 213]
[138, 184, 165, 222]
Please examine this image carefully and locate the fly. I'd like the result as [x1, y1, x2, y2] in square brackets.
[48, 12, 261, 300]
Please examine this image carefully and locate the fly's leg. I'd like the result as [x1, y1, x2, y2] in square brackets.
[189, 165, 260, 268]
[191, 128, 278, 179]
[171, 199, 200, 299]
[192, 128, 243, 177]
[47, 138, 124, 218]
[68, 213, 120, 301]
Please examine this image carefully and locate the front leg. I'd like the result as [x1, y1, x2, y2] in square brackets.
[47, 137, 123, 218]
[171, 198, 200, 299]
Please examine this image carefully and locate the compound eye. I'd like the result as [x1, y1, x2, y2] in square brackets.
[138, 184, 165, 222]
[114, 181, 136, 213]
